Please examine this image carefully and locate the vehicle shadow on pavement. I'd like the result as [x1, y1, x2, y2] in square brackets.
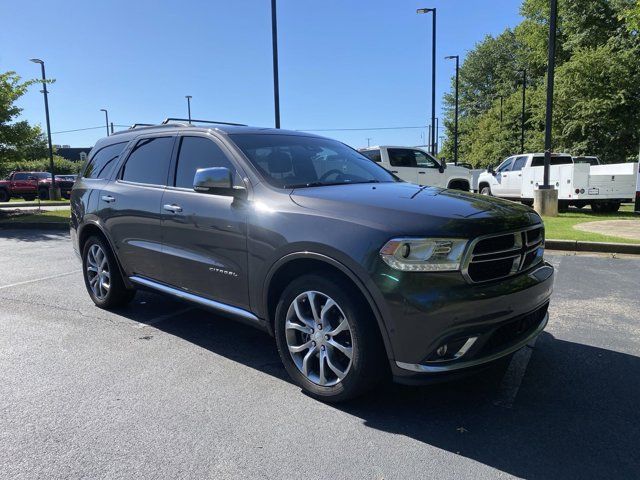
[0, 229, 69, 243]
[122, 299, 639, 480]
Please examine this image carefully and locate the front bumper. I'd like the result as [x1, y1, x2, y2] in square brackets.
[371, 260, 554, 381]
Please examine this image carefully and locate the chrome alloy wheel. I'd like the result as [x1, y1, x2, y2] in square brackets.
[285, 291, 354, 386]
[86, 244, 110, 300]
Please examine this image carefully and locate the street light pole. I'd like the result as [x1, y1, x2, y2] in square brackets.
[417, 8, 436, 155]
[520, 69, 527, 154]
[185, 95, 192, 123]
[498, 95, 504, 127]
[30, 58, 58, 200]
[100, 109, 109, 136]
[271, 0, 281, 129]
[445, 55, 459, 164]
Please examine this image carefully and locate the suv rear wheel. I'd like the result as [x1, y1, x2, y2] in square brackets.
[82, 236, 135, 309]
[274, 273, 386, 402]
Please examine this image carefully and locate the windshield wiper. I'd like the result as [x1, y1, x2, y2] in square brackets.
[284, 179, 382, 189]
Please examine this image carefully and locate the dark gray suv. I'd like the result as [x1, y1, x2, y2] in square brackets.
[71, 119, 554, 402]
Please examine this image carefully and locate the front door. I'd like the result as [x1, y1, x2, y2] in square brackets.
[414, 149, 444, 187]
[491, 157, 513, 197]
[506, 156, 527, 196]
[386, 148, 419, 184]
[160, 134, 250, 310]
[99, 135, 176, 281]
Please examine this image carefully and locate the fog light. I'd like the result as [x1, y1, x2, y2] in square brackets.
[436, 344, 448, 357]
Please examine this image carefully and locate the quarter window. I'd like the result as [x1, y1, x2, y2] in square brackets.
[361, 150, 382, 162]
[121, 137, 174, 185]
[84, 142, 128, 179]
[174, 136, 238, 189]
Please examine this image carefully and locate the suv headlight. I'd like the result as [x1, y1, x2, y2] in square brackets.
[379, 238, 468, 271]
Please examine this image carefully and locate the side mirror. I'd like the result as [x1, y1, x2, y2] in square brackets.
[488, 165, 496, 175]
[193, 167, 246, 198]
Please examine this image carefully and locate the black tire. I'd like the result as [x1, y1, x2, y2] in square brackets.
[0, 189, 9, 202]
[606, 202, 621, 213]
[274, 273, 387, 402]
[480, 186, 492, 196]
[38, 188, 50, 200]
[22, 195, 36, 202]
[591, 202, 604, 213]
[82, 235, 135, 309]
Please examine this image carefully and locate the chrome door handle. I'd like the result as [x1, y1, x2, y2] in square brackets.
[101, 195, 115, 203]
[163, 204, 183, 213]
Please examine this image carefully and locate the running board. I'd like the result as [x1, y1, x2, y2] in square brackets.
[129, 275, 265, 330]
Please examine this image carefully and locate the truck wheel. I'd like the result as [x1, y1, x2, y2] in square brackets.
[0, 189, 9, 202]
[606, 202, 620, 213]
[480, 186, 492, 196]
[591, 202, 604, 213]
[274, 273, 386, 402]
[38, 188, 50, 200]
[82, 236, 135, 309]
[22, 195, 36, 202]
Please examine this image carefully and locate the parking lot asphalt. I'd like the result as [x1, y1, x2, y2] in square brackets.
[1, 229, 639, 480]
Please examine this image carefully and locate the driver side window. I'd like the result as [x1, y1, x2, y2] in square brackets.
[414, 150, 439, 168]
[496, 158, 513, 173]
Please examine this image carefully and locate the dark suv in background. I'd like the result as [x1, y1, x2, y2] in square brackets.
[71, 119, 554, 402]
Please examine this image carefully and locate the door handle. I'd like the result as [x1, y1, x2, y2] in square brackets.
[502, 174, 508, 178]
[391, 170, 398, 173]
[418, 171, 426, 174]
[163, 204, 183, 213]
[101, 195, 115, 203]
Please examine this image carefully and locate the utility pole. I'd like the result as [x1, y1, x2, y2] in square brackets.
[271, 0, 281, 128]
[100, 109, 109, 136]
[417, 8, 436, 155]
[185, 95, 192, 123]
[520, 69, 527, 154]
[366, 137, 372, 147]
[30, 58, 59, 200]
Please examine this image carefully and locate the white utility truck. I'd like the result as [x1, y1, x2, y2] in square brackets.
[359, 146, 471, 190]
[477, 153, 638, 212]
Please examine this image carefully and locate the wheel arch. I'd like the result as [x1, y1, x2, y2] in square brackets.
[262, 252, 395, 360]
[447, 178, 471, 191]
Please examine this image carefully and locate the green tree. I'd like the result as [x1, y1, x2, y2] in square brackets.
[0, 71, 48, 166]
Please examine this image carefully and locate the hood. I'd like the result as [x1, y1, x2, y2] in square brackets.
[290, 182, 540, 237]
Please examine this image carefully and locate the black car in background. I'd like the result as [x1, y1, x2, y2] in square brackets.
[71, 119, 553, 402]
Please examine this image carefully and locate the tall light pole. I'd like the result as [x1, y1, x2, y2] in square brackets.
[30, 58, 58, 200]
[520, 69, 527, 154]
[497, 95, 504, 127]
[185, 95, 192, 123]
[100, 109, 109, 136]
[445, 55, 459, 165]
[417, 7, 436, 155]
[271, 0, 281, 128]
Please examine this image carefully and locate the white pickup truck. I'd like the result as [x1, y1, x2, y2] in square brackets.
[477, 153, 638, 212]
[359, 146, 471, 191]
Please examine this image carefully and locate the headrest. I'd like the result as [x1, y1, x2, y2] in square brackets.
[267, 150, 292, 174]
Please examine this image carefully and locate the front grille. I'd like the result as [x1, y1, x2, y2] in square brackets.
[464, 226, 544, 283]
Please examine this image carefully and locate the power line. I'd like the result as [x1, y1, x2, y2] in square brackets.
[51, 125, 130, 135]
[298, 126, 426, 132]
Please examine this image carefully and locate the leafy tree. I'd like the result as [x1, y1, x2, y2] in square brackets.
[0, 71, 48, 166]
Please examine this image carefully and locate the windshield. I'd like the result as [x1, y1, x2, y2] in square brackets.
[230, 134, 397, 188]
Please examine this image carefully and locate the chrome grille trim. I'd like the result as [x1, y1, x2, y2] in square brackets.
[462, 224, 544, 283]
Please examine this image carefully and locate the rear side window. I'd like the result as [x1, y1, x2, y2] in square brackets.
[174, 136, 239, 189]
[121, 137, 174, 185]
[84, 142, 128, 179]
[388, 149, 418, 168]
[531, 155, 573, 167]
[361, 150, 382, 162]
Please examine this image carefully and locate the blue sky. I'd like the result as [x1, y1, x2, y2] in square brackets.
[1, 0, 521, 150]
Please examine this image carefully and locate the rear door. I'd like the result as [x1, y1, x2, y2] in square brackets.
[386, 148, 419, 184]
[160, 134, 250, 309]
[99, 135, 176, 281]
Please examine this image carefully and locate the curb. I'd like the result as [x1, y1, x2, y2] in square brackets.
[0, 201, 70, 208]
[546, 239, 640, 255]
[0, 222, 69, 231]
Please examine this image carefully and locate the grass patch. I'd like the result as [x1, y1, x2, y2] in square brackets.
[543, 204, 640, 244]
[4, 197, 69, 204]
[0, 208, 70, 224]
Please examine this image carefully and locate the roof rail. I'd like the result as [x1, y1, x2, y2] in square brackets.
[129, 123, 154, 129]
[162, 117, 247, 127]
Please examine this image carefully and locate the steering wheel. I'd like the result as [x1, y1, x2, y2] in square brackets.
[319, 169, 344, 182]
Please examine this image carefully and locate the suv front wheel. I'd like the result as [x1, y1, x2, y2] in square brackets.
[82, 236, 135, 309]
[274, 274, 386, 402]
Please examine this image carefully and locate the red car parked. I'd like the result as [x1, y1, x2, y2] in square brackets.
[0, 172, 75, 202]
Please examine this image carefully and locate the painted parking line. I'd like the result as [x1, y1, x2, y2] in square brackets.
[493, 337, 538, 409]
[0, 270, 81, 291]
[135, 306, 195, 328]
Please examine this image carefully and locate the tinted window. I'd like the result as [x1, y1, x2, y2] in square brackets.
[230, 134, 395, 189]
[531, 155, 573, 167]
[361, 149, 382, 162]
[388, 149, 418, 168]
[121, 137, 174, 185]
[84, 142, 128, 179]
[511, 156, 527, 171]
[414, 150, 439, 168]
[13, 173, 27, 180]
[175, 136, 238, 189]
[496, 158, 513, 173]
